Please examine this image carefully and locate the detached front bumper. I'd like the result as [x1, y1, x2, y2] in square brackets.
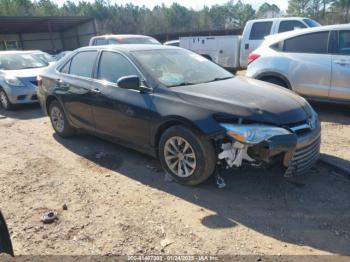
[255, 123, 321, 176]
[218, 121, 321, 177]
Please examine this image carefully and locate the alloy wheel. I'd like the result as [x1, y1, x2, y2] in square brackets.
[51, 106, 65, 133]
[0, 90, 9, 109]
[164, 136, 197, 177]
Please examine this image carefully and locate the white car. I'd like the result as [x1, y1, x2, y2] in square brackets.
[89, 35, 161, 46]
[246, 24, 350, 103]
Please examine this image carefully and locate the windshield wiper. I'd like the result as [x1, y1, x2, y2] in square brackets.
[204, 76, 234, 83]
[168, 82, 195, 87]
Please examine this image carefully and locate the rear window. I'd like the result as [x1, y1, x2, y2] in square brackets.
[283, 31, 329, 54]
[249, 22, 273, 40]
[278, 20, 306, 33]
[303, 19, 321, 27]
[93, 38, 108, 46]
[119, 37, 160, 45]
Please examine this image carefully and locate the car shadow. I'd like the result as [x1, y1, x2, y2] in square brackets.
[311, 101, 350, 125]
[0, 104, 44, 120]
[53, 133, 350, 255]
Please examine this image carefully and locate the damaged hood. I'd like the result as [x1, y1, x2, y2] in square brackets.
[171, 76, 312, 125]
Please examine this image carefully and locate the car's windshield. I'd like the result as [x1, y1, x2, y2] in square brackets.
[303, 18, 321, 27]
[132, 49, 233, 87]
[32, 52, 56, 63]
[120, 37, 161, 45]
[0, 53, 48, 70]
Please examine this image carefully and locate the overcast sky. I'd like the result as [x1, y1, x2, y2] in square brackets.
[62, 0, 288, 11]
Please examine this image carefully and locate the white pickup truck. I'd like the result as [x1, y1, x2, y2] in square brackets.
[179, 17, 320, 71]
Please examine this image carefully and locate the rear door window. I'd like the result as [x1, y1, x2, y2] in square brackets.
[249, 22, 273, 40]
[339, 31, 350, 55]
[97, 51, 140, 83]
[283, 31, 329, 54]
[278, 20, 306, 33]
[69, 51, 98, 78]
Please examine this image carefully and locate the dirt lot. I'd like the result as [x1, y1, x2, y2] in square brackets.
[0, 102, 349, 256]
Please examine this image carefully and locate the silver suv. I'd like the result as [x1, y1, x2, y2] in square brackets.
[246, 24, 350, 103]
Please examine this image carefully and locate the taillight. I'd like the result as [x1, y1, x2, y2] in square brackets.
[248, 53, 260, 65]
[37, 76, 43, 86]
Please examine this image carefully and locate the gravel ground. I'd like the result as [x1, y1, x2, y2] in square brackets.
[0, 101, 349, 256]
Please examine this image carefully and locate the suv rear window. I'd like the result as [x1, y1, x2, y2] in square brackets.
[249, 22, 273, 40]
[283, 31, 329, 54]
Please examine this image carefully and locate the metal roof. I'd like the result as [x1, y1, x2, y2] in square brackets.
[0, 16, 94, 34]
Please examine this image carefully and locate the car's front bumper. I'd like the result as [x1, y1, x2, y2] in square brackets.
[5, 84, 38, 105]
[218, 120, 321, 177]
[255, 122, 321, 176]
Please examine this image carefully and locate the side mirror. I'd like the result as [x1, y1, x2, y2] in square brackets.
[117, 75, 141, 91]
[0, 211, 14, 256]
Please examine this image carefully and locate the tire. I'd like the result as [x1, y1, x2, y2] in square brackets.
[48, 100, 75, 137]
[0, 89, 12, 110]
[261, 76, 288, 89]
[159, 125, 216, 186]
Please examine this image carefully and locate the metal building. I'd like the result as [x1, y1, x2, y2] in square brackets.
[0, 16, 97, 53]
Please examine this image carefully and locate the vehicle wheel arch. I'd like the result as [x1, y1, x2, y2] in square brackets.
[46, 95, 61, 115]
[0, 85, 12, 110]
[201, 54, 212, 61]
[153, 117, 206, 149]
[256, 72, 292, 89]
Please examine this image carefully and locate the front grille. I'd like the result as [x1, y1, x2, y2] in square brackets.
[17, 95, 26, 100]
[284, 137, 321, 177]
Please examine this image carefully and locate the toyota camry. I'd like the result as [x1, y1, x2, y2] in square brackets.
[37, 45, 321, 186]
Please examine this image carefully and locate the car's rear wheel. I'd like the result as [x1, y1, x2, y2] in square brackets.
[49, 100, 75, 137]
[159, 125, 216, 186]
[0, 89, 12, 110]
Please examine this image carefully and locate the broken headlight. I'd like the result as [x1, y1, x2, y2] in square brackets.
[219, 123, 291, 144]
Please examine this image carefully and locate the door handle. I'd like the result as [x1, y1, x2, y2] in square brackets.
[90, 88, 101, 94]
[245, 43, 249, 50]
[56, 79, 69, 88]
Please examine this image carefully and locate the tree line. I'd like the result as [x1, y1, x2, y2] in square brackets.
[0, 0, 348, 34]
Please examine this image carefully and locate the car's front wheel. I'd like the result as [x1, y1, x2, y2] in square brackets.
[159, 125, 216, 186]
[49, 100, 75, 137]
[0, 89, 12, 110]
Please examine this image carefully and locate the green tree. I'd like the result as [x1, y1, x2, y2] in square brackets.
[256, 3, 281, 18]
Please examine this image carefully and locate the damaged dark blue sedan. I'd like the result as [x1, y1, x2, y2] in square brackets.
[37, 45, 321, 186]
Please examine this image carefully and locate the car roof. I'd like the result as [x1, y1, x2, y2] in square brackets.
[0, 50, 39, 54]
[264, 24, 350, 44]
[248, 17, 309, 23]
[92, 34, 155, 40]
[76, 44, 180, 53]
